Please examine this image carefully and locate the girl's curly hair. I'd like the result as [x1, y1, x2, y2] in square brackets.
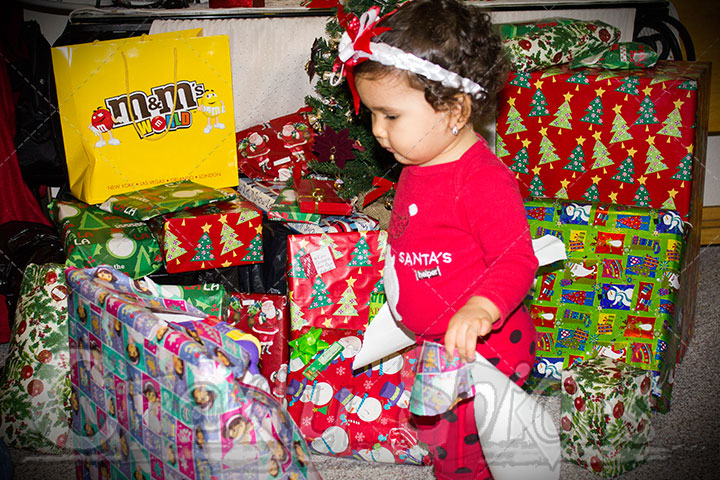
[354, 0, 509, 124]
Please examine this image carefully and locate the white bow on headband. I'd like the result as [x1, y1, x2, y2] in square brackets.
[331, 6, 488, 113]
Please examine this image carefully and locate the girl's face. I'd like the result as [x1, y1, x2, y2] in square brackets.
[355, 73, 469, 168]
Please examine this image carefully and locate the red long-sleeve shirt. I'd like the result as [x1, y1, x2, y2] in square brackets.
[384, 138, 538, 339]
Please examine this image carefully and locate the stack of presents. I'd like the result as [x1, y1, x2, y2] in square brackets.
[0, 8, 711, 480]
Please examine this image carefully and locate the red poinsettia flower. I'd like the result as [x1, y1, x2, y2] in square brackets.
[313, 126, 356, 169]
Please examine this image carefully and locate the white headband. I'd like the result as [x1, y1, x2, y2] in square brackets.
[331, 6, 487, 113]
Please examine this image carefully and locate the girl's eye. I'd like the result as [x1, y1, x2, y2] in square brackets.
[385, 114, 398, 120]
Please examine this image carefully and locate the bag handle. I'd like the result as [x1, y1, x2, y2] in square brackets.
[122, 47, 178, 141]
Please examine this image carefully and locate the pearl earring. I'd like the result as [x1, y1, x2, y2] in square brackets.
[451, 125, 459, 136]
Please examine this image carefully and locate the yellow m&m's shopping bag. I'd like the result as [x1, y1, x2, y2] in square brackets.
[52, 29, 239, 205]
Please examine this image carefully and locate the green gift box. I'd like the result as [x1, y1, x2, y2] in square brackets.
[267, 186, 322, 224]
[525, 199, 685, 412]
[561, 355, 652, 477]
[54, 199, 163, 279]
[95, 180, 237, 221]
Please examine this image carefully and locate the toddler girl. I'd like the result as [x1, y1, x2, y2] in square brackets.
[334, 0, 540, 478]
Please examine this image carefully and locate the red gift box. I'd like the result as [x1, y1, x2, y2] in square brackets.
[284, 230, 428, 464]
[226, 292, 290, 399]
[296, 178, 353, 216]
[236, 108, 316, 182]
[286, 231, 388, 332]
[150, 199, 263, 273]
[495, 61, 706, 221]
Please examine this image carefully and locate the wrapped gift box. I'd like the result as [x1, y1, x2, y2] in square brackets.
[268, 186, 322, 224]
[66, 266, 319, 480]
[561, 355, 652, 477]
[0, 264, 71, 453]
[226, 292, 290, 400]
[285, 231, 428, 464]
[149, 199, 263, 274]
[54, 199, 163, 279]
[237, 176, 379, 234]
[96, 180, 236, 222]
[496, 61, 707, 222]
[287, 231, 388, 332]
[525, 198, 685, 412]
[236, 108, 316, 182]
[296, 178, 353, 216]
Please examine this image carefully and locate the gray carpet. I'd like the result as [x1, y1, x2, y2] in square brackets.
[4, 245, 720, 479]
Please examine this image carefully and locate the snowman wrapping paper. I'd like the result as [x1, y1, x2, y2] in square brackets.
[560, 355, 652, 477]
[53, 199, 163, 279]
[523, 198, 686, 412]
[285, 230, 430, 465]
[66, 265, 320, 480]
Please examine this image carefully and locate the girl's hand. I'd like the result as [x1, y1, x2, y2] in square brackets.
[445, 296, 500, 363]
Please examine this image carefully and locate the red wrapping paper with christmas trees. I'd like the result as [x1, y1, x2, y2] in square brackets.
[225, 292, 290, 400]
[283, 231, 430, 465]
[149, 199, 263, 273]
[495, 61, 704, 220]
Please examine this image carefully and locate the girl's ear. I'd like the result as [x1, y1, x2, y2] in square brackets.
[452, 94, 473, 129]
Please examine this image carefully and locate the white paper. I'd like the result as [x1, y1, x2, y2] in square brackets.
[351, 302, 416, 370]
[532, 234, 567, 266]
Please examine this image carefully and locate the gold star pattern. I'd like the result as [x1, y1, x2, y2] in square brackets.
[560, 179, 570, 189]
[673, 99, 685, 109]
[686, 144, 694, 154]
[627, 147, 637, 157]
[539, 127, 548, 137]
[642, 85, 653, 96]
[646, 136, 656, 146]
[591, 175, 601, 184]
[507, 97, 516, 107]
[534, 79, 544, 89]
[612, 104, 623, 115]
[255, 225, 263, 234]
[298, 238, 310, 250]
[221, 260, 233, 268]
[595, 87, 606, 97]
[668, 188, 678, 198]
[576, 136, 586, 146]
[592, 131, 602, 141]
[323, 317, 334, 328]
[346, 276, 357, 287]
[563, 92, 574, 103]
[201, 223, 212, 233]
[532, 166, 542, 175]
[608, 192, 618, 202]
[218, 214, 228, 224]
[637, 175, 647, 185]
[522, 139, 532, 149]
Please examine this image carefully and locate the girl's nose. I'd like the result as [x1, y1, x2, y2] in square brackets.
[372, 118, 386, 139]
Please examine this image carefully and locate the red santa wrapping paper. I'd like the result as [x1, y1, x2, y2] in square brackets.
[495, 61, 706, 221]
[149, 199, 263, 273]
[226, 292, 290, 400]
[284, 231, 430, 465]
[236, 108, 316, 182]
